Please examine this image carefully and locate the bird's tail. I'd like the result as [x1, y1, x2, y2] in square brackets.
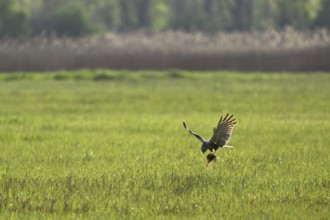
[223, 145, 234, 148]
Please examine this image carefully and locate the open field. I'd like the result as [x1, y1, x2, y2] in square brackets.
[0, 70, 329, 219]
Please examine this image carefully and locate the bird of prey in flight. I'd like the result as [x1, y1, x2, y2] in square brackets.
[183, 113, 237, 165]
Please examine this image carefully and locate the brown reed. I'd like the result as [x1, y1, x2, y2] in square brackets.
[1, 28, 330, 72]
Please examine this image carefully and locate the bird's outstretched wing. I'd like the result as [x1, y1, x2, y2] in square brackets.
[208, 113, 237, 147]
[183, 122, 205, 143]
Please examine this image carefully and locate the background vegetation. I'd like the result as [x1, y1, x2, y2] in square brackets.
[1, 0, 330, 37]
[0, 70, 329, 219]
[1, 29, 330, 71]
[1, 0, 330, 71]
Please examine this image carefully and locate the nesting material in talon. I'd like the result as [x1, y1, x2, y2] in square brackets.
[206, 153, 217, 163]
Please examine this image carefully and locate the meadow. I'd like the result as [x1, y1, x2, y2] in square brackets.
[0, 70, 329, 219]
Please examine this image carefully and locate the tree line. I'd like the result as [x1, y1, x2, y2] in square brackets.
[1, 0, 330, 37]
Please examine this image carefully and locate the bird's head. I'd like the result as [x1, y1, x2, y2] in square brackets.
[201, 142, 207, 154]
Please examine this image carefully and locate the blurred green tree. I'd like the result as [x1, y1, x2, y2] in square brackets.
[52, 3, 92, 36]
[0, 0, 29, 37]
[240, 0, 278, 30]
[119, 0, 138, 31]
[149, 0, 170, 31]
[313, 0, 330, 29]
[2, 0, 330, 37]
[277, 0, 321, 29]
[97, 0, 121, 31]
[134, 0, 151, 28]
[231, 0, 253, 30]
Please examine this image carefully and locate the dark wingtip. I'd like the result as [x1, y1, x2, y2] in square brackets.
[219, 113, 229, 123]
[227, 117, 236, 124]
[227, 114, 234, 121]
[220, 113, 237, 124]
[183, 121, 187, 129]
[223, 113, 229, 121]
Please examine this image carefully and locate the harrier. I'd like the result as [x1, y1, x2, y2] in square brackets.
[183, 113, 237, 164]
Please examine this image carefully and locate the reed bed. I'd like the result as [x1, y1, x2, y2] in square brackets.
[1, 28, 330, 71]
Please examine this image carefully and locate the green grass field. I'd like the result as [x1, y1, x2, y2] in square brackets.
[0, 70, 329, 219]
